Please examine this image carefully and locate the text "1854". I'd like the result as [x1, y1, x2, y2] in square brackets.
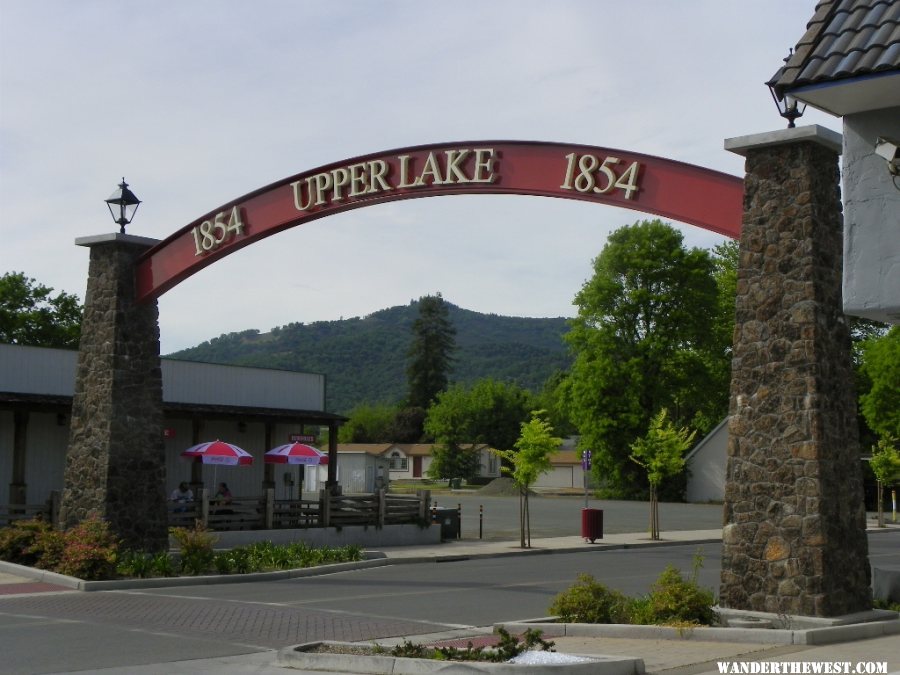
[191, 206, 245, 256]
[560, 153, 641, 200]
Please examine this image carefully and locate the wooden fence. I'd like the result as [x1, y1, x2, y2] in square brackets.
[168, 489, 431, 531]
[0, 491, 59, 526]
[0, 489, 430, 533]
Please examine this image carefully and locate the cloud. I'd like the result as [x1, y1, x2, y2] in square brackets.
[0, 0, 838, 352]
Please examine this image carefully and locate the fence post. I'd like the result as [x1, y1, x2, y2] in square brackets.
[200, 489, 210, 528]
[377, 489, 386, 527]
[320, 488, 331, 527]
[49, 491, 61, 526]
[265, 488, 274, 529]
[417, 490, 431, 523]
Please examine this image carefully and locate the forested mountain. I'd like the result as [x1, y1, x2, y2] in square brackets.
[167, 301, 571, 413]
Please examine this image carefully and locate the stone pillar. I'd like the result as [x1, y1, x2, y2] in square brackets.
[720, 126, 871, 618]
[59, 233, 168, 552]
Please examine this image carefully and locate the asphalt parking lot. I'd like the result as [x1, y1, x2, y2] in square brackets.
[428, 491, 724, 540]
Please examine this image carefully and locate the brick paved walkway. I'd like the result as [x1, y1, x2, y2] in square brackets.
[0, 581, 70, 595]
[0, 590, 451, 648]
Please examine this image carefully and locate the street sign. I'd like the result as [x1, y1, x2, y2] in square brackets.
[581, 449, 592, 471]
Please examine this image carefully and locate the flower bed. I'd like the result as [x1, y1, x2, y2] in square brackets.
[0, 517, 362, 581]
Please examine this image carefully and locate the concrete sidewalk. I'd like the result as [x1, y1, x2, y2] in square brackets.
[373, 528, 724, 561]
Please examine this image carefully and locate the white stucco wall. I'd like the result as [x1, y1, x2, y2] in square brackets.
[0, 411, 68, 507]
[842, 107, 900, 324]
[685, 419, 728, 503]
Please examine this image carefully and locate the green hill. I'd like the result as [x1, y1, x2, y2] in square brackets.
[167, 300, 571, 413]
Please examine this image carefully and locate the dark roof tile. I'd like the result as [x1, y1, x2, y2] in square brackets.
[772, 0, 900, 94]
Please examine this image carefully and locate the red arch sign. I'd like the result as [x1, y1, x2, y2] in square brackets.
[135, 140, 742, 301]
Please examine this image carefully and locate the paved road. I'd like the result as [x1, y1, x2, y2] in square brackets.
[1, 531, 897, 675]
[435, 493, 724, 539]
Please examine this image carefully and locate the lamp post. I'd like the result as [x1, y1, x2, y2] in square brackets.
[768, 87, 807, 129]
[767, 50, 807, 129]
[105, 178, 141, 233]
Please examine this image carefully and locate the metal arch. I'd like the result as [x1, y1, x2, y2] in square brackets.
[135, 140, 743, 302]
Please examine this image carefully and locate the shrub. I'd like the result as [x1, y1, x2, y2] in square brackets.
[0, 519, 53, 566]
[631, 562, 716, 626]
[151, 552, 176, 577]
[213, 551, 234, 575]
[549, 554, 716, 626]
[548, 573, 630, 623]
[117, 551, 155, 579]
[30, 527, 66, 570]
[226, 548, 260, 574]
[56, 517, 119, 580]
[169, 522, 217, 576]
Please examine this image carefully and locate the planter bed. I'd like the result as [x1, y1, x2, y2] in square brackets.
[276, 640, 642, 674]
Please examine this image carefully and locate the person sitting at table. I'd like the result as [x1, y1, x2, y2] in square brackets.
[170, 481, 193, 512]
[170, 481, 193, 503]
[213, 482, 234, 516]
[214, 482, 232, 505]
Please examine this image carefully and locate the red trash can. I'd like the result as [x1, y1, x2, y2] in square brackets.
[581, 508, 603, 543]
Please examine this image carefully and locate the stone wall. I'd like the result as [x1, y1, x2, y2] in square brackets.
[720, 129, 871, 617]
[59, 234, 169, 552]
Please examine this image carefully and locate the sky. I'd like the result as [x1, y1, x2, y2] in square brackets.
[0, 0, 841, 354]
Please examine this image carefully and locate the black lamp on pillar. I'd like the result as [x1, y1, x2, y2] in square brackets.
[105, 178, 141, 233]
[767, 50, 807, 129]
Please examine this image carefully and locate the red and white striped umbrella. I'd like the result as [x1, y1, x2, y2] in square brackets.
[181, 440, 254, 466]
[264, 443, 329, 465]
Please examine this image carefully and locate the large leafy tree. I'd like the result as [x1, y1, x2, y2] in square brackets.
[424, 379, 533, 482]
[337, 403, 398, 443]
[464, 379, 535, 451]
[562, 220, 720, 497]
[0, 272, 82, 348]
[869, 436, 900, 528]
[406, 294, 456, 410]
[424, 384, 480, 483]
[698, 240, 739, 432]
[860, 326, 900, 439]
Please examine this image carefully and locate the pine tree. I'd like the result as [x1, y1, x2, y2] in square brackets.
[406, 294, 456, 409]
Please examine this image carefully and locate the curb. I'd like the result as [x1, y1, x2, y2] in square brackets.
[0, 557, 394, 592]
[376, 537, 725, 563]
[497, 616, 900, 647]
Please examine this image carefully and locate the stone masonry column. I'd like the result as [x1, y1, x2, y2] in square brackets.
[720, 126, 871, 618]
[59, 233, 169, 552]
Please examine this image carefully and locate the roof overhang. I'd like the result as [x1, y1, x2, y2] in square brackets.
[0, 391, 346, 425]
[790, 71, 900, 117]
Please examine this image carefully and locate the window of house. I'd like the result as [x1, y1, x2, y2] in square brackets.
[389, 450, 408, 471]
